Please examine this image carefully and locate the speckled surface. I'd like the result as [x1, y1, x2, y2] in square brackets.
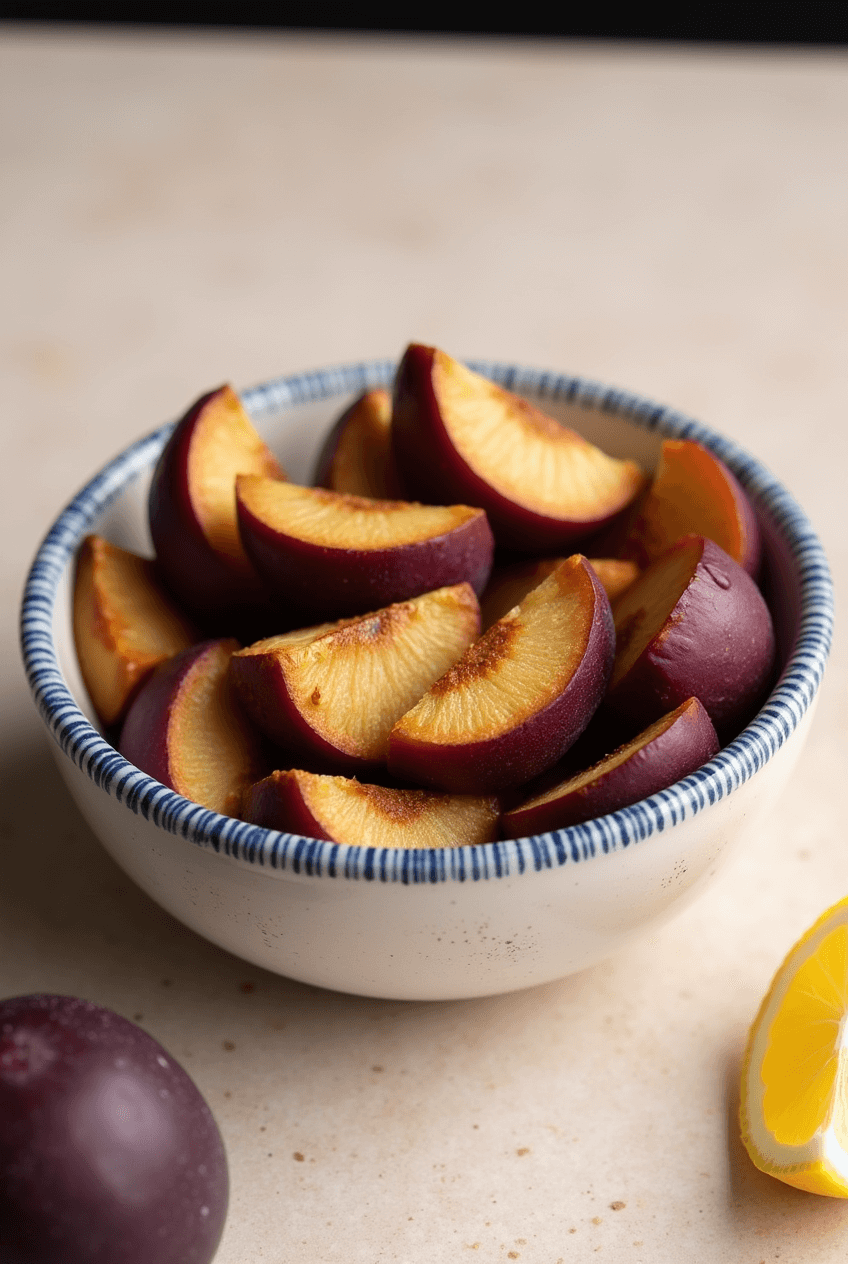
[3, 28, 848, 1261]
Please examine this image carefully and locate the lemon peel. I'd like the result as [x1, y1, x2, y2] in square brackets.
[740, 896, 848, 1196]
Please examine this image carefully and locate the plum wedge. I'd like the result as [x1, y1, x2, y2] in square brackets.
[480, 555, 639, 630]
[230, 584, 481, 774]
[242, 769, 500, 848]
[621, 438, 762, 576]
[313, 388, 404, 499]
[73, 534, 197, 727]
[149, 384, 287, 626]
[606, 534, 776, 741]
[236, 477, 494, 622]
[387, 555, 615, 794]
[119, 639, 265, 817]
[501, 696, 719, 836]
[391, 344, 645, 551]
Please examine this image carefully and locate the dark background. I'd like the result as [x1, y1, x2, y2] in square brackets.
[3, 2, 848, 43]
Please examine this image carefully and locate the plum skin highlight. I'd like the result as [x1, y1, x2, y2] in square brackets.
[0, 994, 228, 1264]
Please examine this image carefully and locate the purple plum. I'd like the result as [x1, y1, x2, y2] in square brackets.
[0, 995, 228, 1264]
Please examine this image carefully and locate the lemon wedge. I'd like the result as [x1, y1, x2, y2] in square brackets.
[740, 897, 848, 1196]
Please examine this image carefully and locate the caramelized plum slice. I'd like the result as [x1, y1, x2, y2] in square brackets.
[313, 388, 404, 498]
[622, 438, 762, 576]
[391, 344, 645, 551]
[388, 555, 614, 794]
[501, 696, 719, 836]
[230, 584, 480, 773]
[119, 638, 264, 816]
[149, 384, 286, 625]
[73, 534, 197, 727]
[236, 477, 494, 622]
[243, 768, 499, 848]
[607, 534, 776, 740]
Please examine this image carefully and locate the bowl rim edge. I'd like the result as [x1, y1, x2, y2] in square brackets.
[19, 356, 834, 885]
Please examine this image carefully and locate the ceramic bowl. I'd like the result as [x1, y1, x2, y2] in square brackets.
[21, 359, 833, 1001]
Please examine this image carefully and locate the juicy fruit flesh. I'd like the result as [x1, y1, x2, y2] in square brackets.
[234, 586, 480, 758]
[273, 770, 499, 848]
[320, 389, 398, 497]
[630, 439, 748, 565]
[169, 642, 256, 815]
[588, 558, 640, 603]
[433, 351, 644, 518]
[81, 539, 193, 660]
[480, 558, 564, 630]
[762, 923, 848, 1148]
[741, 899, 848, 1197]
[481, 556, 638, 629]
[237, 476, 482, 548]
[189, 386, 284, 563]
[73, 536, 195, 725]
[609, 537, 703, 690]
[394, 559, 594, 743]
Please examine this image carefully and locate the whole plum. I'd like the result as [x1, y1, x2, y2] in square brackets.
[0, 995, 228, 1264]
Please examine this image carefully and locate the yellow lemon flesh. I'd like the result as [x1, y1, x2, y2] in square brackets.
[740, 896, 848, 1196]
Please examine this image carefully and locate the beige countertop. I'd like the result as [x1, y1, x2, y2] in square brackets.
[2, 27, 848, 1262]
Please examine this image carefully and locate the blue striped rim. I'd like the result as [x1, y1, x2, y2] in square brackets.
[20, 359, 834, 884]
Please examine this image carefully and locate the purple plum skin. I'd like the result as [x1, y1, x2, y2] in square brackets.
[243, 773, 336, 840]
[391, 344, 640, 553]
[236, 495, 495, 624]
[229, 649, 380, 777]
[311, 389, 403, 499]
[148, 388, 267, 628]
[500, 696, 720, 836]
[605, 535, 777, 742]
[118, 639, 239, 791]
[312, 394, 361, 490]
[0, 995, 228, 1264]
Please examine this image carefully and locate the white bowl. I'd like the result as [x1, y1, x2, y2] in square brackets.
[21, 359, 833, 1000]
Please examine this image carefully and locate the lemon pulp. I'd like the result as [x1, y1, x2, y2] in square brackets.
[740, 898, 848, 1196]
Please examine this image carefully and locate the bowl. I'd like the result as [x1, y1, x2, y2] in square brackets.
[20, 358, 834, 1001]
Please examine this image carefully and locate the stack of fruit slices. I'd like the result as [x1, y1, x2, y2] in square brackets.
[73, 343, 777, 849]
